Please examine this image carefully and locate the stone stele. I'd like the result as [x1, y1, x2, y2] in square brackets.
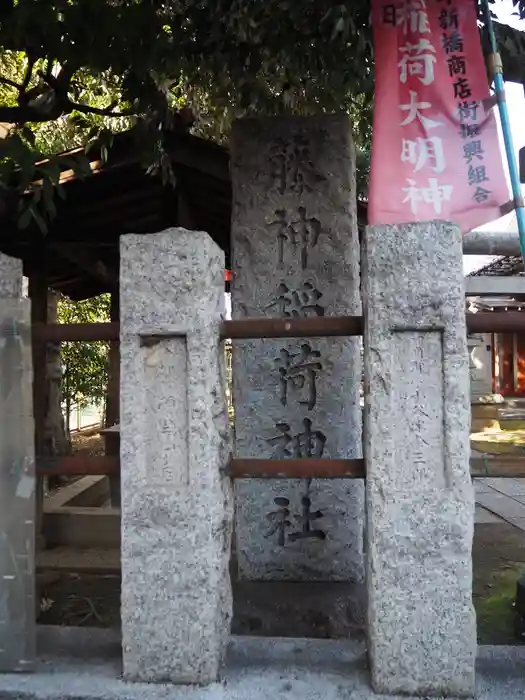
[0, 252, 35, 672]
[0, 252, 23, 298]
[120, 229, 233, 684]
[362, 221, 476, 697]
[231, 115, 364, 582]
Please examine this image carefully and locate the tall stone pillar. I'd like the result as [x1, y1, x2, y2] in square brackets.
[120, 229, 233, 684]
[231, 115, 364, 583]
[362, 221, 476, 697]
[0, 253, 35, 671]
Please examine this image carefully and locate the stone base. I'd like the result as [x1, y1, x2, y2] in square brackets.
[230, 541, 365, 639]
[232, 581, 366, 639]
[4, 626, 524, 700]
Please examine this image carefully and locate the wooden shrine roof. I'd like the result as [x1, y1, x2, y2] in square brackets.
[470, 255, 525, 278]
[0, 126, 367, 301]
[0, 129, 232, 300]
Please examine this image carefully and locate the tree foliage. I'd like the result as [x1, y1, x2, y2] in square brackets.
[0, 0, 522, 225]
[57, 293, 110, 430]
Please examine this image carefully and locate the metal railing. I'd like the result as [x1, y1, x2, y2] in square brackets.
[32, 312, 525, 480]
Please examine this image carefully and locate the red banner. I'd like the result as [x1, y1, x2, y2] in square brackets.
[368, 0, 509, 232]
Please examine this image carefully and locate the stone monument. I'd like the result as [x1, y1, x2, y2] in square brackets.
[120, 229, 233, 683]
[362, 221, 476, 696]
[231, 115, 364, 582]
[0, 252, 35, 671]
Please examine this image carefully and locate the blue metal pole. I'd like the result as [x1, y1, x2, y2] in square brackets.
[482, 0, 525, 264]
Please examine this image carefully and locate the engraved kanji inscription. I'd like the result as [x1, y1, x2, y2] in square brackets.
[270, 207, 321, 270]
[265, 496, 292, 546]
[288, 496, 326, 543]
[275, 343, 322, 410]
[268, 134, 324, 195]
[268, 418, 326, 459]
[265, 282, 324, 317]
[265, 494, 325, 546]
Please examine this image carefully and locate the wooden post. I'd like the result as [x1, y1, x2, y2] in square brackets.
[29, 271, 48, 551]
[177, 183, 195, 229]
[105, 289, 120, 506]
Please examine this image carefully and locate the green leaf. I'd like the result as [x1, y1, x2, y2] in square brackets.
[30, 204, 47, 234]
[73, 154, 94, 178]
[42, 160, 61, 186]
[86, 127, 100, 141]
[20, 126, 36, 147]
[68, 112, 90, 128]
[32, 186, 42, 204]
[43, 178, 57, 219]
[85, 138, 98, 155]
[56, 182, 66, 200]
[18, 204, 33, 230]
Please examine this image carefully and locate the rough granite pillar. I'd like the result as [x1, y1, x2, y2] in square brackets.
[0, 252, 35, 671]
[363, 221, 476, 697]
[231, 115, 364, 582]
[120, 228, 233, 684]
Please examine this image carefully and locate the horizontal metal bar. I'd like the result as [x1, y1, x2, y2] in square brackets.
[35, 454, 525, 479]
[31, 317, 364, 343]
[36, 456, 119, 476]
[228, 458, 365, 479]
[221, 316, 363, 339]
[28, 312, 525, 344]
[230, 458, 525, 479]
[32, 322, 119, 342]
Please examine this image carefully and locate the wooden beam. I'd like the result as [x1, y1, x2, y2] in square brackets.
[33, 453, 525, 480]
[166, 134, 230, 182]
[176, 181, 196, 229]
[53, 243, 117, 290]
[228, 458, 365, 479]
[222, 317, 363, 340]
[57, 184, 164, 224]
[31, 312, 525, 344]
[58, 201, 161, 233]
[33, 322, 119, 342]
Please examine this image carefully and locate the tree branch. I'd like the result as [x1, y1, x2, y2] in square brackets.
[0, 104, 58, 123]
[0, 76, 22, 90]
[21, 56, 36, 91]
[0, 98, 136, 125]
[69, 101, 134, 118]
